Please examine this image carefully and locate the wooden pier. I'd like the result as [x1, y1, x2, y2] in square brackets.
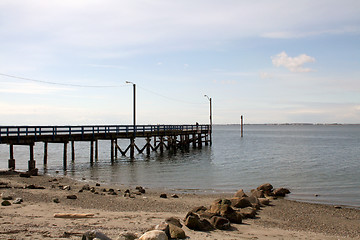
[0, 124, 211, 172]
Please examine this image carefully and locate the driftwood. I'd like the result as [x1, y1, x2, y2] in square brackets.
[53, 213, 94, 218]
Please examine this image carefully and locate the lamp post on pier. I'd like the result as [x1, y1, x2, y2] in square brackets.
[126, 81, 136, 158]
[126, 81, 136, 133]
[204, 95, 212, 145]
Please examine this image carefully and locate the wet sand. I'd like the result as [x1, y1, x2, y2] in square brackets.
[1, 172, 359, 239]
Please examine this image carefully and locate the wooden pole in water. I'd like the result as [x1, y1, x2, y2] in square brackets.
[95, 140, 98, 161]
[8, 144, 15, 169]
[43, 142, 48, 165]
[90, 140, 94, 164]
[115, 139, 118, 158]
[63, 142, 67, 170]
[71, 141, 75, 162]
[111, 139, 114, 162]
[28, 144, 36, 171]
[241, 115, 244, 138]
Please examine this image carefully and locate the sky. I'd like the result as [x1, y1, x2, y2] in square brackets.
[0, 0, 359, 125]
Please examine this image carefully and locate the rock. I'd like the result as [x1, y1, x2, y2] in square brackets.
[27, 168, 38, 176]
[257, 183, 273, 192]
[243, 196, 261, 209]
[209, 199, 242, 224]
[234, 189, 247, 198]
[90, 187, 96, 193]
[66, 195, 77, 199]
[138, 230, 168, 240]
[82, 230, 112, 240]
[209, 216, 231, 230]
[168, 223, 186, 239]
[165, 217, 182, 228]
[230, 197, 252, 208]
[1, 193, 13, 200]
[184, 212, 214, 231]
[238, 207, 257, 219]
[190, 206, 207, 214]
[63, 185, 71, 191]
[250, 189, 265, 198]
[13, 198, 23, 204]
[160, 193, 167, 198]
[81, 184, 90, 191]
[53, 198, 60, 203]
[1, 200, 11, 206]
[96, 183, 101, 186]
[117, 232, 138, 240]
[171, 194, 179, 198]
[153, 222, 170, 236]
[273, 188, 290, 197]
[258, 198, 270, 206]
[136, 186, 146, 194]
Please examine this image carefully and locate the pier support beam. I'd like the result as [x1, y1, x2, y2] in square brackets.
[8, 144, 15, 170]
[63, 142, 68, 170]
[130, 138, 135, 159]
[160, 136, 164, 153]
[146, 137, 151, 156]
[28, 144, 36, 171]
[192, 134, 196, 148]
[90, 140, 94, 164]
[198, 134, 202, 148]
[43, 142, 48, 165]
[115, 139, 118, 158]
[95, 140, 98, 161]
[111, 139, 115, 162]
[71, 141, 75, 162]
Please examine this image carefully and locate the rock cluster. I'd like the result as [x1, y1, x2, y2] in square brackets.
[183, 183, 290, 232]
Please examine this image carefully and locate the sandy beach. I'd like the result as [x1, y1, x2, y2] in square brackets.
[1, 171, 359, 240]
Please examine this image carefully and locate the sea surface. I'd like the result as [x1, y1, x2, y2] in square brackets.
[1, 124, 359, 208]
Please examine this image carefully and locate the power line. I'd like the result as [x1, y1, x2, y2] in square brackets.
[138, 85, 207, 105]
[0, 73, 126, 88]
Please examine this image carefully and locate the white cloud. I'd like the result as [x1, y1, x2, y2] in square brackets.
[271, 52, 315, 73]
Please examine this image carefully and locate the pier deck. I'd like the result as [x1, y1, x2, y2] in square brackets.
[1, 124, 211, 172]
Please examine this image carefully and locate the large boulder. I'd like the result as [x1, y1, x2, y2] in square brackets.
[243, 196, 261, 209]
[250, 189, 265, 198]
[234, 189, 247, 198]
[138, 230, 168, 240]
[258, 198, 270, 206]
[273, 188, 291, 197]
[184, 212, 214, 231]
[168, 223, 186, 239]
[256, 183, 273, 192]
[209, 216, 231, 230]
[165, 217, 182, 228]
[230, 197, 252, 208]
[209, 199, 242, 224]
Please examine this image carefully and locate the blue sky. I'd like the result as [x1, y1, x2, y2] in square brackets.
[0, 0, 359, 125]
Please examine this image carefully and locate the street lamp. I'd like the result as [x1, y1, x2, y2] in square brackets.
[126, 81, 136, 134]
[204, 95, 212, 145]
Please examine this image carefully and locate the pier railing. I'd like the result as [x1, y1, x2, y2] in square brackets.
[0, 124, 210, 144]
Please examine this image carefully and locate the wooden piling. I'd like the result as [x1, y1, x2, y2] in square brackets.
[63, 142, 67, 170]
[71, 141, 75, 161]
[28, 144, 36, 171]
[111, 139, 114, 162]
[130, 138, 135, 158]
[198, 134, 202, 148]
[115, 139, 118, 158]
[95, 140, 98, 160]
[8, 144, 15, 169]
[43, 142, 48, 165]
[146, 137, 151, 156]
[241, 115, 244, 137]
[192, 134, 196, 148]
[160, 136, 164, 153]
[90, 140, 94, 164]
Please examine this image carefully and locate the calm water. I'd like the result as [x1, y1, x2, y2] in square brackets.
[1, 124, 360, 208]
